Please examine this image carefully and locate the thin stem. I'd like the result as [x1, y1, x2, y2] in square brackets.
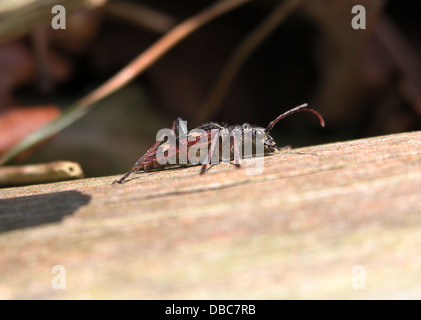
[194, 0, 305, 125]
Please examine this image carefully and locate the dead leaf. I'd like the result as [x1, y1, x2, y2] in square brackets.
[0, 106, 61, 158]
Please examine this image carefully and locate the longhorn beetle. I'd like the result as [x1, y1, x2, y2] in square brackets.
[113, 103, 325, 185]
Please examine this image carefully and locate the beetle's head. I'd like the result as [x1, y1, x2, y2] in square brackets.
[263, 133, 279, 154]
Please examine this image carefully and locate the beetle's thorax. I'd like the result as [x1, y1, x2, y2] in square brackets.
[195, 122, 278, 156]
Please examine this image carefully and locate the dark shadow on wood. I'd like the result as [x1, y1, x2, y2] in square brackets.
[0, 191, 91, 233]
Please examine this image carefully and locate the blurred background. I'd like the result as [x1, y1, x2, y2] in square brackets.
[0, 0, 420, 178]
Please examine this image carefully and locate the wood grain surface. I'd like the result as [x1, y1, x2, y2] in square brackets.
[0, 131, 420, 299]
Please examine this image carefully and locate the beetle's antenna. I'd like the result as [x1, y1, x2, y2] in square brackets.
[265, 103, 325, 133]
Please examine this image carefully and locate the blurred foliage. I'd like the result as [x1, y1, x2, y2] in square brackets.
[0, 0, 420, 177]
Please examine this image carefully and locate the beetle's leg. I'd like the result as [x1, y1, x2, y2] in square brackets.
[175, 117, 188, 136]
[200, 130, 221, 175]
[112, 140, 161, 185]
[113, 118, 180, 184]
[230, 130, 242, 169]
[175, 117, 189, 155]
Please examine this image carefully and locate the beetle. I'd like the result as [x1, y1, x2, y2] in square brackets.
[112, 103, 325, 185]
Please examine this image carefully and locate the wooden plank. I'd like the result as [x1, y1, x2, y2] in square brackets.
[0, 131, 420, 299]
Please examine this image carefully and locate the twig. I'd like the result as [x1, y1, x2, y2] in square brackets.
[194, 0, 305, 125]
[375, 16, 421, 114]
[32, 26, 53, 92]
[0, 161, 83, 187]
[105, 1, 176, 34]
[0, 0, 107, 43]
[0, 0, 253, 165]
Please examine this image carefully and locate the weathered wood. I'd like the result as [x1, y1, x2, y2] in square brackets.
[0, 131, 420, 299]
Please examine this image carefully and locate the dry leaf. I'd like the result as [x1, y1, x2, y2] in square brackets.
[0, 106, 61, 157]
